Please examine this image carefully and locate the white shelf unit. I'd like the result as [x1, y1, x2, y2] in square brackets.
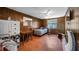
[0, 20, 20, 36]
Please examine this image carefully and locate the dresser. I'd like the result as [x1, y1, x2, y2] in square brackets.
[0, 20, 20, 36]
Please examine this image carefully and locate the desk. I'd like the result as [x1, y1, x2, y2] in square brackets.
[20, 30, 33, 42]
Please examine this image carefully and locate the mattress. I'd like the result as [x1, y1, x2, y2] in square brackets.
[34, 28, 47, 36]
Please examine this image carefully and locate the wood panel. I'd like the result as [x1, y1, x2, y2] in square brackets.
[0, 7, 41, 32]
[39, 17, 65, 34]
[57, 17, 65, 33]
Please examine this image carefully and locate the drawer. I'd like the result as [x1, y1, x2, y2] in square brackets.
[11, 28, 20, 35]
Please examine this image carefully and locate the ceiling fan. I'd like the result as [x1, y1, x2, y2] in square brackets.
[40, 9, 53, 16]
[40, 9, 54, 19]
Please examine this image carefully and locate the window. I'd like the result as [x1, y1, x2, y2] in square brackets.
[47, 19, 57, 29]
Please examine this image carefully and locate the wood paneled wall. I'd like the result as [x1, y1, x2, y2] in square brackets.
[39, 19, 47, 27]
[0, 7, 23, 20]
[40, 17, 65, 33]
[0, 7, 41, 32]
[57, 17, 65, 33]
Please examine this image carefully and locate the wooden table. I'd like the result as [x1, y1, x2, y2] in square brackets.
[20, 30, 33, 42]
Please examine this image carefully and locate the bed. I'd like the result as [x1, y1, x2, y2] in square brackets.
[33, 27, 48, 36]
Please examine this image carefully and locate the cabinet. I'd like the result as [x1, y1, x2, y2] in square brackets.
[0, 20, 20, 36]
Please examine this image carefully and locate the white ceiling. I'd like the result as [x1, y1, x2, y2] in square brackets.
[8, 7, 68, 19]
